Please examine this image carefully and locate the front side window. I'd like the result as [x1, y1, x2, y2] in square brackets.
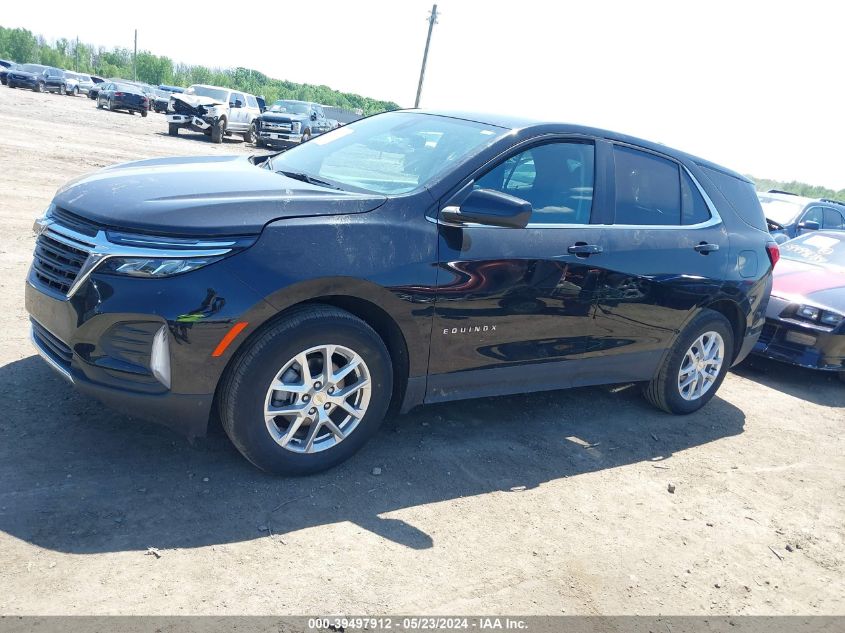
[802, 206, 824, 226]
[230, 92, 245, 105]
[475, 141, 595, 225]
[614, 146, 681, 225]
[268, 112, 506, 195]
[824, 207, 844, 229]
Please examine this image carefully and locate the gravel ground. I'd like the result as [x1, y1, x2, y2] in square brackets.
[0, 86, 843, 616]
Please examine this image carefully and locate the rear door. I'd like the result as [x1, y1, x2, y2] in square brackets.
[582, 144, 729, 379]
[428, 138, 611, 401]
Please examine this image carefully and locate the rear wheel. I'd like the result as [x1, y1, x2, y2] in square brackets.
[107, 98, 113, 111]
[301, 129, 312, 143]
[168, 123, 179, 136]
[211, 118, 225, 143]
[643, 309, 733, 414]
[141, 109, 148, 118]
[243, 122, 257, 144]
[219, 305, 393, 475]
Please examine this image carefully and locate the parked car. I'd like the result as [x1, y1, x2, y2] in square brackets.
[44, 68, 79, 95]
[65, 72, 96, 95]
[158, 84, 184, 94]
[166, 84, 261, 143]
[255, 100, 334, 148]
[6, 63, 50, 91]
[95, 81, 149, 116]
[0, 59, 17, 85]
[758, 190, 845, 244]
[88, 77, 118, 100]
[25, 110, 776, 475]
[753, 231, 844, 380]
[150, 88, 175, 113]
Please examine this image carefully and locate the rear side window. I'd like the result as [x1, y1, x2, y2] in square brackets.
[614, 146, 680, 225]
[698, 166, 767, 232]
[246, 95, 258, 108]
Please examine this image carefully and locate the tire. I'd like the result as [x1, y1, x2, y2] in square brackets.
[72, 86, 78, 96]
[35, 82, 44, 93]
[301, 130, 312, 143]
[96, 98, 103, 109]
[141, 109, 148, 118]
[59, 84, 66, 95]
[219, 305, 394, 475]
[255, 136, 265, 148]
[168, 123, 179, 136]
[107, 98, 113, 111]
[643, 309, 734, 414]
[242, 122, 257, 144]
[211, 118, 225, 144]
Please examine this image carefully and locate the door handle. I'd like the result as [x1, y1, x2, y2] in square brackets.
[694, 242, 720, 254]
[568, 243, 603, 256]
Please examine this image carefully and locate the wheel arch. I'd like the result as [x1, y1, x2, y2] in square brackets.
[704, 299, 745, 361]
[214, 287, 414, 422]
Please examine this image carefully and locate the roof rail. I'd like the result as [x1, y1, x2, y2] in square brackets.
[767, 189, 798, 196]
[820, 198, 845, 206]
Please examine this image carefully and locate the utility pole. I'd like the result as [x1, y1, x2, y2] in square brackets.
[75, 36, 79, 71]
[414, 4, 438, 108]
[133, 29, 138, 81]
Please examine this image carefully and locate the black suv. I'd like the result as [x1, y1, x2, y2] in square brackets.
[26, 110, 776, 474]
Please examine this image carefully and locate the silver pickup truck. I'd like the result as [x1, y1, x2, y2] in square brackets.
[166, 84, 262, 144]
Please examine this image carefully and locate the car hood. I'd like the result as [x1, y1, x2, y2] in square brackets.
[771, 257, 845, 312]
[52, 155, 387, 237]
[260, 112, 309, 123]
[10, 70, 38, 79]
[172, 94, 225, 109]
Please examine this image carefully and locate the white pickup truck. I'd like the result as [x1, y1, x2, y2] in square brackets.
[166, 84, 262, 144]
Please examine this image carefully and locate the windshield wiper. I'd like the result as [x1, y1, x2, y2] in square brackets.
[277, 170, 344, 191]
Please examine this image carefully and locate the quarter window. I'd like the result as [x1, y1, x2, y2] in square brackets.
[614, 146, 681, 225]
[474, 141, 595, 225]
[681, 170, 712, 225]
[246, 95, 258, 109]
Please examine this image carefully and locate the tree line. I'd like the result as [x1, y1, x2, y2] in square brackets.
[0, 25, 401, 115]
[749, 176, 845, 202]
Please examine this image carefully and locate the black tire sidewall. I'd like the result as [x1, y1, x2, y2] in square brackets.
[224, 317, 393, 475]
[660, 312, 734, 414]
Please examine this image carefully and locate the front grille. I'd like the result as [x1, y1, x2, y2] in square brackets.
[172, 100, 203, 116]
[31, 319, 73, 365]
[32, 215, 97, 296]
[262, 121, 292, 132]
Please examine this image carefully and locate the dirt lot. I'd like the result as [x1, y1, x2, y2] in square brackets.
[0, 87, 843, 616]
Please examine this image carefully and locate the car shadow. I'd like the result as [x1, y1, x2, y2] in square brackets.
[0, 355, 746, 554]
[156, 131, 247, 144]
[732, 356, 844, 408]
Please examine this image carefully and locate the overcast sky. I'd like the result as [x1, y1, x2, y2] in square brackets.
[4, 0, 843, 188]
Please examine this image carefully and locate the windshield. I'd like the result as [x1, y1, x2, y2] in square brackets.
[758, 195, 805, 225]
[269, 100, 310, 115]
[268, 112, 505, 195]
[781, 233, 845, 269]
[185, 85, 229, 102]
[20, 64, 46, 73]
[113, 83, 136, 92]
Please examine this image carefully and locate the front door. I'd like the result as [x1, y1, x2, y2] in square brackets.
[427, 139, 609, 402]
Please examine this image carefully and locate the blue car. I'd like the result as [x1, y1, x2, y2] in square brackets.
[758, 190, 845, 244]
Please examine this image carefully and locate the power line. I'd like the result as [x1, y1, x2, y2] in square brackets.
[414, 4, 438, 109]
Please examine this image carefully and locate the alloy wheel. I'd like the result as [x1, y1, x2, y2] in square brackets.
[264, 344, 372, 453]
[677, 331, 724, 401]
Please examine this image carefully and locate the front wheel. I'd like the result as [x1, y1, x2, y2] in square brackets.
[211, 118, 225, 143]
[35, 82, 44, 93]
[301, 130, 312, 143]
[72, 86, 79, 96]
[219, 305, 393, 475]
[141, 109, 148, 118]
[59, 84, 66, 95]
[168, 123, 179, 136]
[643, 309, 733, 414]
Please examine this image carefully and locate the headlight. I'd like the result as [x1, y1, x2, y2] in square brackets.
[793, 304, 843, 328]
[797, 305, 820, 320]
[98, 256, 224, 278]
[292, 121, 301, 133]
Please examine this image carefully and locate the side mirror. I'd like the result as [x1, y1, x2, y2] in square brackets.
[310, 112, 317, 121]
[440, 188, 532, 229]
[798, 220, 820, 232]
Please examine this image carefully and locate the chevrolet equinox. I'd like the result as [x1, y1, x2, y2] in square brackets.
[26, 110, 777, 474]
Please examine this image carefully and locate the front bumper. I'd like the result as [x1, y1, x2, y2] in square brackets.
[9, 76, 37, 88]
[167, 113, 211, 131]
[258, 130, 303, 145]
[752, 318, 845, 371]
[25, 254, 272, 438]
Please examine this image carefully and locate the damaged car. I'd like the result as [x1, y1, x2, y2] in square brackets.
[753, 231, 845, 380]
[166, 84, 261, 144]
